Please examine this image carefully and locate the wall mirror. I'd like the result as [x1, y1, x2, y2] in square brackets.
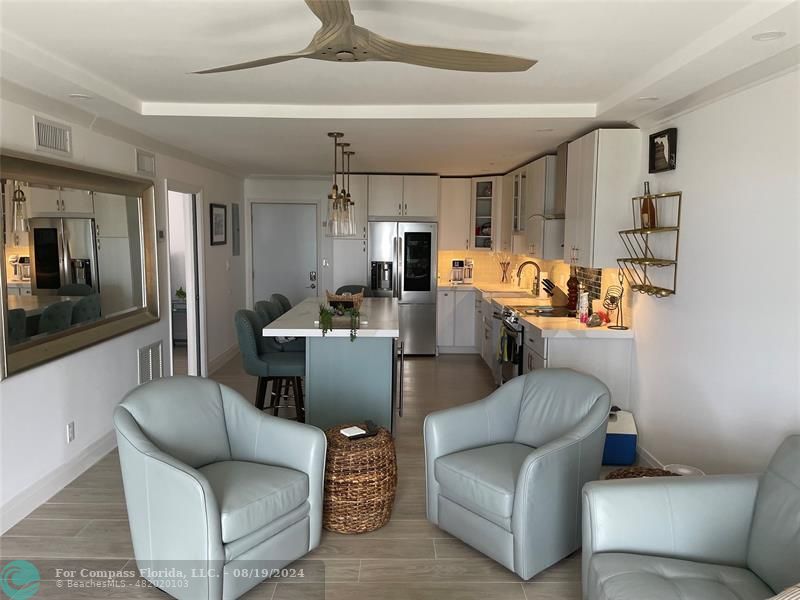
[0, 153, 159, 376]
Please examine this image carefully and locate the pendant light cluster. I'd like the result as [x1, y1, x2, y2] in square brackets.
[326, 132, 357, 237]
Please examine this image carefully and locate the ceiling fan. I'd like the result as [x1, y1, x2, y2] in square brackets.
[195, 0, 536, 74]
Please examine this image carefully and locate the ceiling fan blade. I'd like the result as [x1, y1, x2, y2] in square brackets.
[193, 52, 309, 74]
[362, 31, 536, 72]
[304, 0, 354, 29]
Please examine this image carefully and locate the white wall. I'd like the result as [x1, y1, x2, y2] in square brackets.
[630, 70, 800, 474]
[0, 95, 245, 529]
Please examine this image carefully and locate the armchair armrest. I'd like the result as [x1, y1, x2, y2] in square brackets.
[221, 388, 327, 549]
[114, 407, 224, 600]
[423, 377, 524, 524]
[582, 473, 761, 587]
[510, 397, 609, 579]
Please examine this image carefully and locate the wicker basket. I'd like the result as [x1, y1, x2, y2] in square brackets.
[323, 425, 397, 534]
[605, 466, 679, 480]
[325, 290, 364, 310]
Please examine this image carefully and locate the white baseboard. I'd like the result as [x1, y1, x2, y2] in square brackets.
[208, 345, 239, 374]
[637, 444, 664, 469]
[437, 347, 480, 355]
[0, 431, 117, 534]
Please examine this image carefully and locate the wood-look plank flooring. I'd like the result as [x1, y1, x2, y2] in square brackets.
[0, 355, 582, 599]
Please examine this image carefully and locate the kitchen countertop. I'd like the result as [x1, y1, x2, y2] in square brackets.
[489, 296, 634, 339]
[264, 297, 399, 338]
[7, 295, 82, 316]
[437, 282, 537, 294]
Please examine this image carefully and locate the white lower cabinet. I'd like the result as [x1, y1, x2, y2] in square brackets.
[437, 288, 477, 352]
[521, 322, 632, 406]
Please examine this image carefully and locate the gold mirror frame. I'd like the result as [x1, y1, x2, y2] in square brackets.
[0, 152, 159, 377]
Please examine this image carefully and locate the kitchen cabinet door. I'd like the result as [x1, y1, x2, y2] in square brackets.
[499, 173, 514, 252]
[348, 175, 369, 239]
[59, 188, 94, 215]
[368, 175, 403, 217]
[526, 155, 556, 219]
[563, 135, 584, 263]
[436, 290, 455, 347]
[403, 176, 438, 218]
[332, 238, 368, 291]
[25, 184, 61, 217]
[470, 177, 497, 251]
[525, 215, 564, 260]
[454, 290, 476, 348]
[474, 293, 483, 354]
[438, 179, 471, 250]
[94, 192, 130, 238]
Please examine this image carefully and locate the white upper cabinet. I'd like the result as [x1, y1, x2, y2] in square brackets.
[522, 215, 565, 260]
[563, 129, 641, 268]
[470, 176, 500, 251]
[402, 175, 439, 218]
[367, 175, 438, 219]
[438, 178, 471, 251]
[368, 175, 404, 217]
[25, 185, 94, 217]
[525, 155, 557, 219]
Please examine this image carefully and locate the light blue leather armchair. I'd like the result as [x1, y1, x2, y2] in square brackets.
[114, 376, 326, 600]
[582, 435, 800, 600]
[424, 369, 611, 580]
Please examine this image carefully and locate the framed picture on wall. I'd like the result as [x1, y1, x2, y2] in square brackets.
[649, 128, 677, 173]
[210, 203, 227, 245]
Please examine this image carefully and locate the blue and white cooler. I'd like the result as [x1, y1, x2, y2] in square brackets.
[602, 410, 637, 466]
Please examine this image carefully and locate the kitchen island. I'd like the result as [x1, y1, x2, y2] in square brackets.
[264, 297, 400, 431]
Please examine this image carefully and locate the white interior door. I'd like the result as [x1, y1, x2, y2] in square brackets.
[252, 203, 318, 305]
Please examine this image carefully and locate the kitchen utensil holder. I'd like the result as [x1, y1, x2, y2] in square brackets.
[617, 191, 682, 298]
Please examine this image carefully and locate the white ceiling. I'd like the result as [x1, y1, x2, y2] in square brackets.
[0, 0, 797, 175]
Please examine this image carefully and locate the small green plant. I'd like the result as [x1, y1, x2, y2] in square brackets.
[175, 286, 186, 300]
[319, 304, 333, 336]
[349, 308, 360, 342]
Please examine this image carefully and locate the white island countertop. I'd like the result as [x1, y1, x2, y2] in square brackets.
[264, 297, 400, 338]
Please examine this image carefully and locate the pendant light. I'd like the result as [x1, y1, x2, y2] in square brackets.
[12, 184, 28, 234]
[344, 150, 356, 237]
[337, 141, 351, 236]
[327, 132, 343, 236]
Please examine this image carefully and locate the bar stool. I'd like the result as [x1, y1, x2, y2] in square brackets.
[255, 300, 305, 353]
[234, 309, 305, 421]
[270, 293, 292, 314]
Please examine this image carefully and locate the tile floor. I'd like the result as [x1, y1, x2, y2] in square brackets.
[0, 355, 581, 599]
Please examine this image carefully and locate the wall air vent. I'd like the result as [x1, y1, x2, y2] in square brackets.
[135, 149, 156, 176]
[33, 116, 72, 156]
[138, 341, 163, 385]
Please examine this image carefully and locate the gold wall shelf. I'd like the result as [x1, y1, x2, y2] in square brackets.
[618, 191, 682, 297]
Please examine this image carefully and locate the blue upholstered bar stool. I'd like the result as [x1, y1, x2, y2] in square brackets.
[335, 284, 370, 296]
[255, 299, 305, 353]
[234, 309, 305, 421]
[38, 300, 74, 334]
[270, 293, 292, 314]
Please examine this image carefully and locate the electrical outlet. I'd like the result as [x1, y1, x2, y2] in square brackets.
[66, 421, 75, 444]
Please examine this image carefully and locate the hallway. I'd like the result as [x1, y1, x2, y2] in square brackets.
[0, 355, 580, 599]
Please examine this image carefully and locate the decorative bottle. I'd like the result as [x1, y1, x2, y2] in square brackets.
[640, 181, 657, 229]
[566, 264, 579, 313]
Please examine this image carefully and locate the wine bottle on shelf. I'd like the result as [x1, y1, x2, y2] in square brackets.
[566, 263, 579, 313]
[640, 181, 657, 229]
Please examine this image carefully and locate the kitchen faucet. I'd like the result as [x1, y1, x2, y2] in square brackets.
[516, 260, 541, 296]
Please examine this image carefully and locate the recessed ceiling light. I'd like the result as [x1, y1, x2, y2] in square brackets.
[68, 93, 93, 100]
[535, 128, 554, 133]
[637, 96, 659, 102]
[752, 31, 786, 42]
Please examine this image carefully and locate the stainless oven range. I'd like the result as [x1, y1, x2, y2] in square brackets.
[500, 308, 524, 384]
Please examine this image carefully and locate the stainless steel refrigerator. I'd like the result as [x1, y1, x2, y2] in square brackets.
[368, 221, 437, 355]
[29, 217, 99, 295]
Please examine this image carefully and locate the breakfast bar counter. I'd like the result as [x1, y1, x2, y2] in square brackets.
[264, 298, 399, 431]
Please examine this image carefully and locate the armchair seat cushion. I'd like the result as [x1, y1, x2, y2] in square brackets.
[199, 460, 309, 543]
[434, 442, 534, 530]
[589, 553, 774, 600]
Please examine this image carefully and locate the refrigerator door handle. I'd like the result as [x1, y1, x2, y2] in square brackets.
[61, 220, 72, 287]
[397, 236, 403, 302]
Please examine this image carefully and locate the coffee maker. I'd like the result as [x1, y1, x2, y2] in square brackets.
[450, 259, 465, 285]
[464, 258, 474, 284]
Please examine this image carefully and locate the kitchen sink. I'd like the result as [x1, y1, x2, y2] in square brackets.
[514, 306, 572, 318]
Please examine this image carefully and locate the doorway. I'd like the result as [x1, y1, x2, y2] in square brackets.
[251, 203, 318, 305]
[167, 189, 203, 376]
